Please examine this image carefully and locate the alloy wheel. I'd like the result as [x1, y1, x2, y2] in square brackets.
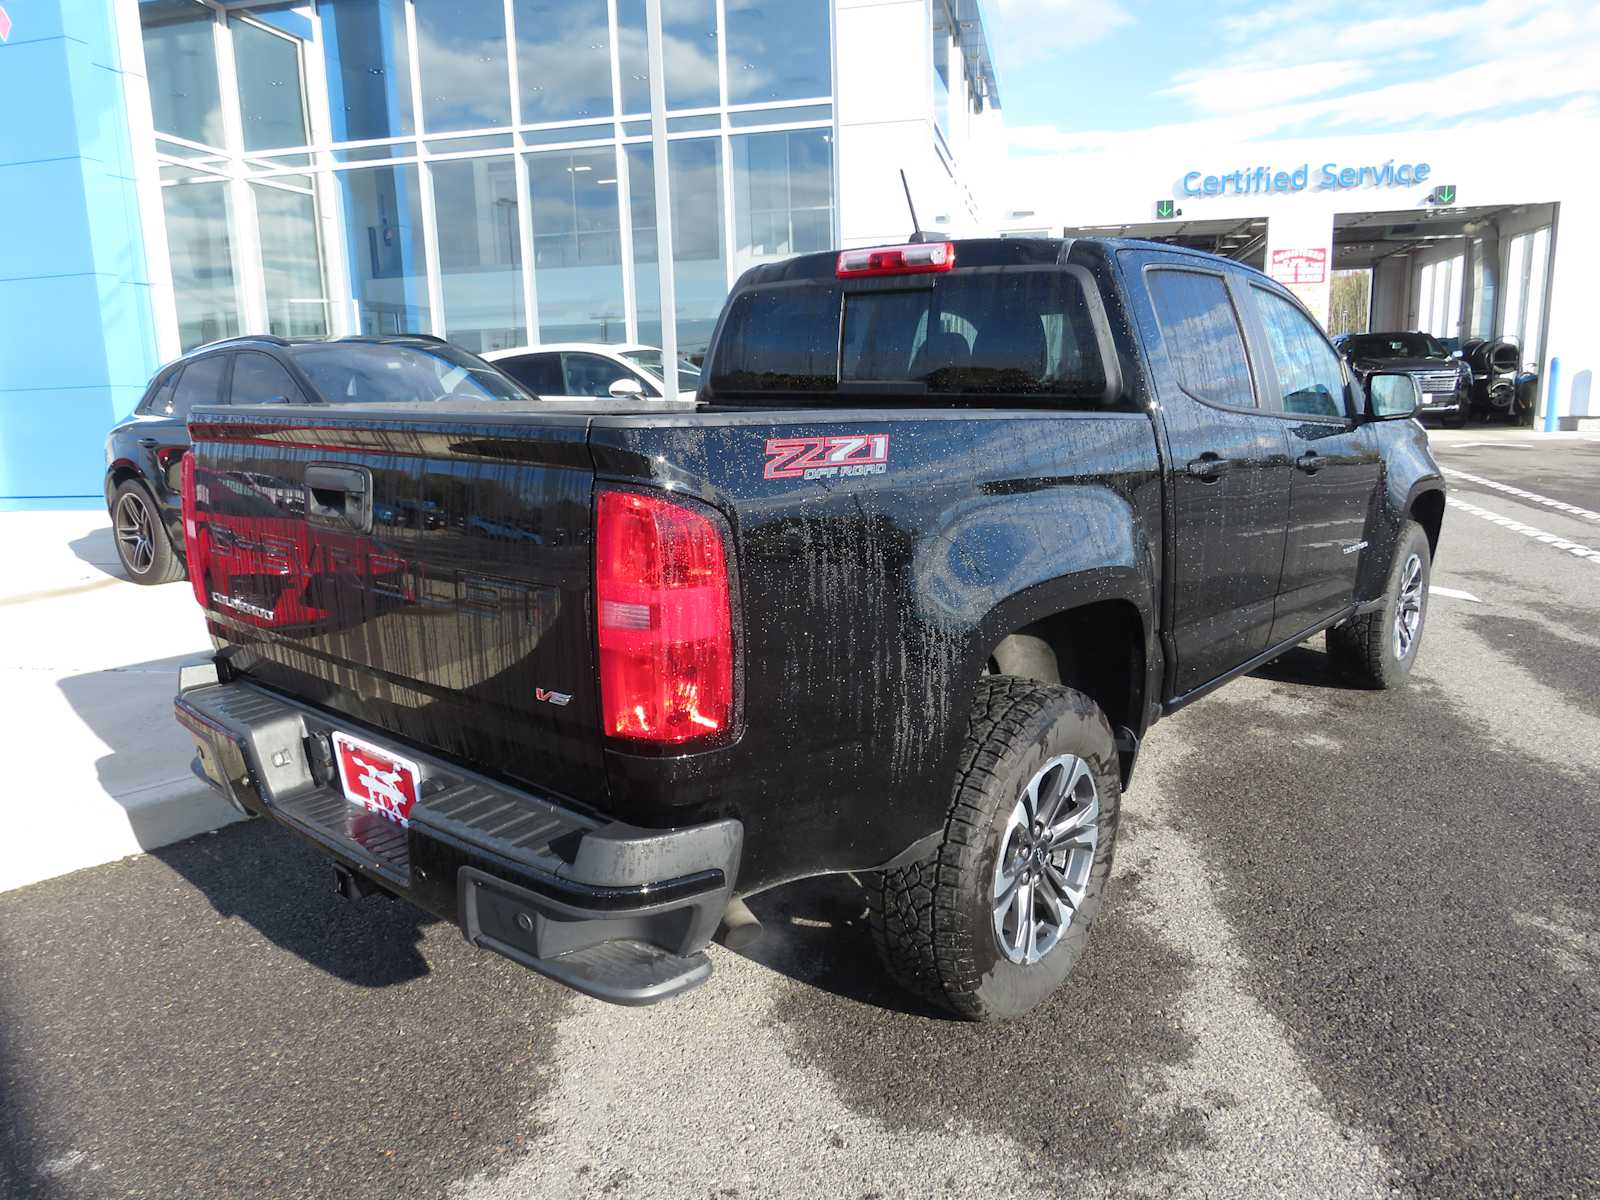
[115, 491, 155, 575]
[992, 754, 1100, 965]
[1394, 552, 1424, 660]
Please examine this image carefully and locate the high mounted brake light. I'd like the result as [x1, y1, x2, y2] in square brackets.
[836, 241, 956, 278]
[595, 488, 735, 746]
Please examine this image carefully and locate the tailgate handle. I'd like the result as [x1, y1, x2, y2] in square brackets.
[305, 464, 372, 533]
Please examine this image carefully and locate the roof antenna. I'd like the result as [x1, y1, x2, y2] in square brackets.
[900, 169, 927, 243]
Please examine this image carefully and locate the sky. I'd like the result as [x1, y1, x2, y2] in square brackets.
[983, 0, 1600, 156]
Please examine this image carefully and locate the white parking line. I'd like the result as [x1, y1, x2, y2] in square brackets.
[1447, 497, 1600, 564]
[1429, 585, 1482, 603]
[1442, 467, 1600, 523]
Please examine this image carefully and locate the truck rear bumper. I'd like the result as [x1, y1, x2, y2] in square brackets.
[174, 662, 741, 1006]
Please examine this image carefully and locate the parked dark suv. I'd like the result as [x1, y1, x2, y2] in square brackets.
[104, 335, 528, 583]
[1334, 331, 1471, 427]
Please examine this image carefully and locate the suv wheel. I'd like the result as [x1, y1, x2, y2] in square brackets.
[868, 676, 1120, 1021]
[111, 480, 185, 585]
[1326, 520, 1430, 688]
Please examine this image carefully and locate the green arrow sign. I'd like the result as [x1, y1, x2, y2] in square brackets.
[1432, 184, 1456, 205]
[1155, 199, 1176, 219]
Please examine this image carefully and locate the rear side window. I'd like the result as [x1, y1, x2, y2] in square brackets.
[1147, 269, 1256, 409]
[230, 352, 306, 405]
[710, 269, 1114, 404]
[710, 286, 840, 393]
[140, 368, 182, 415]
[498, 353, 563, 395]
[170, 355, 229, 418]
[1250, 288, 1349, 419]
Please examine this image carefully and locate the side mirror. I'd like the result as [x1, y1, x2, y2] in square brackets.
[607, 377, 644, 399]
[1366, 371, 1420, 420]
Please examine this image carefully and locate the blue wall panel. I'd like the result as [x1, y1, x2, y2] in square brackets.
[0, 0, 159, 507]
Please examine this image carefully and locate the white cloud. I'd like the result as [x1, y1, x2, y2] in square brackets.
[1010, 0, 1600, 153]
[1160, 60, 1378, 115]
[987, 0, 1135, 70]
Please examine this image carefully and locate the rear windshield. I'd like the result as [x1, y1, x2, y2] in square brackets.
[289, 343, 532, 404]
[709, 269, 1112, 403]
[1342, 333, 1446, 360]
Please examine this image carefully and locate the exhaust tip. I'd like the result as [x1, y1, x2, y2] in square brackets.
[714, 896, 763, 952]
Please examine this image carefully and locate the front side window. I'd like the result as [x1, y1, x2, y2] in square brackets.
[231, 353, 305, 405]
[290, 343, 532, 404]
[1147, 269, 1256, 409]
[619, 349, 701, 393]
[562, 353, 631, 397]
[1251, 288, 1349, 419]
[171, 355, 229, 418]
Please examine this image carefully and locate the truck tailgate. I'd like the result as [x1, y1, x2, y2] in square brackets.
[187, 405, 604, 806]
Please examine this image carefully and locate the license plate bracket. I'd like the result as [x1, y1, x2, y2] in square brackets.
[330, 731, 422, 826]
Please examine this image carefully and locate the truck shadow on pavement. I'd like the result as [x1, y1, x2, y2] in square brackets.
[1248, 643, 1365, 690]
[152, 820, 438, 988]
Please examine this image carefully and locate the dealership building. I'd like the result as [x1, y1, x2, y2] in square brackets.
[2, 1, 1596, 512]
[998, 113, 1598, 435]
[0, 0, 1002, 507]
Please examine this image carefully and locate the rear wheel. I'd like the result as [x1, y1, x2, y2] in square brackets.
[868, 677, 1120, 1021]
[1326, 521, 1430, 688]
[111, 480, 184, 585]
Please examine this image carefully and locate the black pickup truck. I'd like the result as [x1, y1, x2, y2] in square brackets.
[172, 237, 1443, 1021]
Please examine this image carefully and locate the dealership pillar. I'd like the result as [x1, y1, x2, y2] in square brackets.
[1263, 210, 1334, 325]
[0, 0, 159, 509]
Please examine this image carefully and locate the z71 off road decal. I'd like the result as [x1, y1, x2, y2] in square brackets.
[763, 434, 890, 481]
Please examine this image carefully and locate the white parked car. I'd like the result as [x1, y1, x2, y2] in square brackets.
[483, 343, 700, 402]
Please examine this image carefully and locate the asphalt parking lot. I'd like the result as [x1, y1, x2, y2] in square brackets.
[2, 429, 1597, 1200]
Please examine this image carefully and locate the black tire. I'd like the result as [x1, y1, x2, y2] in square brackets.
[1326, 521, 1430, 688]
[110, 480, 185, 585]
[868, 676, 1121, 1022]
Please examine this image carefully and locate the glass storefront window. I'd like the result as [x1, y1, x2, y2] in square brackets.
[731, 129, 833, 275]
[627, 139, 726, 354]
[432, 157, 526, 351]
[527, 148, 626, 343]
[725, 0, 830, 104]
[931, 0, 952, 139]
[317, 0, 415, 142]
[232, 19, 309, 151]
[162, 177, 241, 351]
[616, 0, 720, 114]
[252, 179, 330, 338]
[142, 8, 225, 148]
[339, 165, 432, 334]
[514, 0, 614, 123]
[414, 0, 513, 132]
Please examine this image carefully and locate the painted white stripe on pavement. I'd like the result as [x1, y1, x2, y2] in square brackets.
[1447, 497, 1600, 564]
[1442, 466, 1600, 523]
[1429, 585, 1482, 602]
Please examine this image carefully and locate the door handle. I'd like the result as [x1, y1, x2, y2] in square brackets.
[1185, 453, 1228, 482]
[138, 437, 159, 448]
[1296, 451, 1322, 475]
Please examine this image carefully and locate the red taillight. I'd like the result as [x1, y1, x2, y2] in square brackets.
[836, 240, 956, 278]
[180, 453, 208, 609]
[595, 489, 734, 746]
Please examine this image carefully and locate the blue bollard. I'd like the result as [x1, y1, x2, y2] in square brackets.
[1544, 357, 1561, 433]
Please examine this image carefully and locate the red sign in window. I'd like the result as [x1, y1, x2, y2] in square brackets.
[1267, 247, 1328, 285]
